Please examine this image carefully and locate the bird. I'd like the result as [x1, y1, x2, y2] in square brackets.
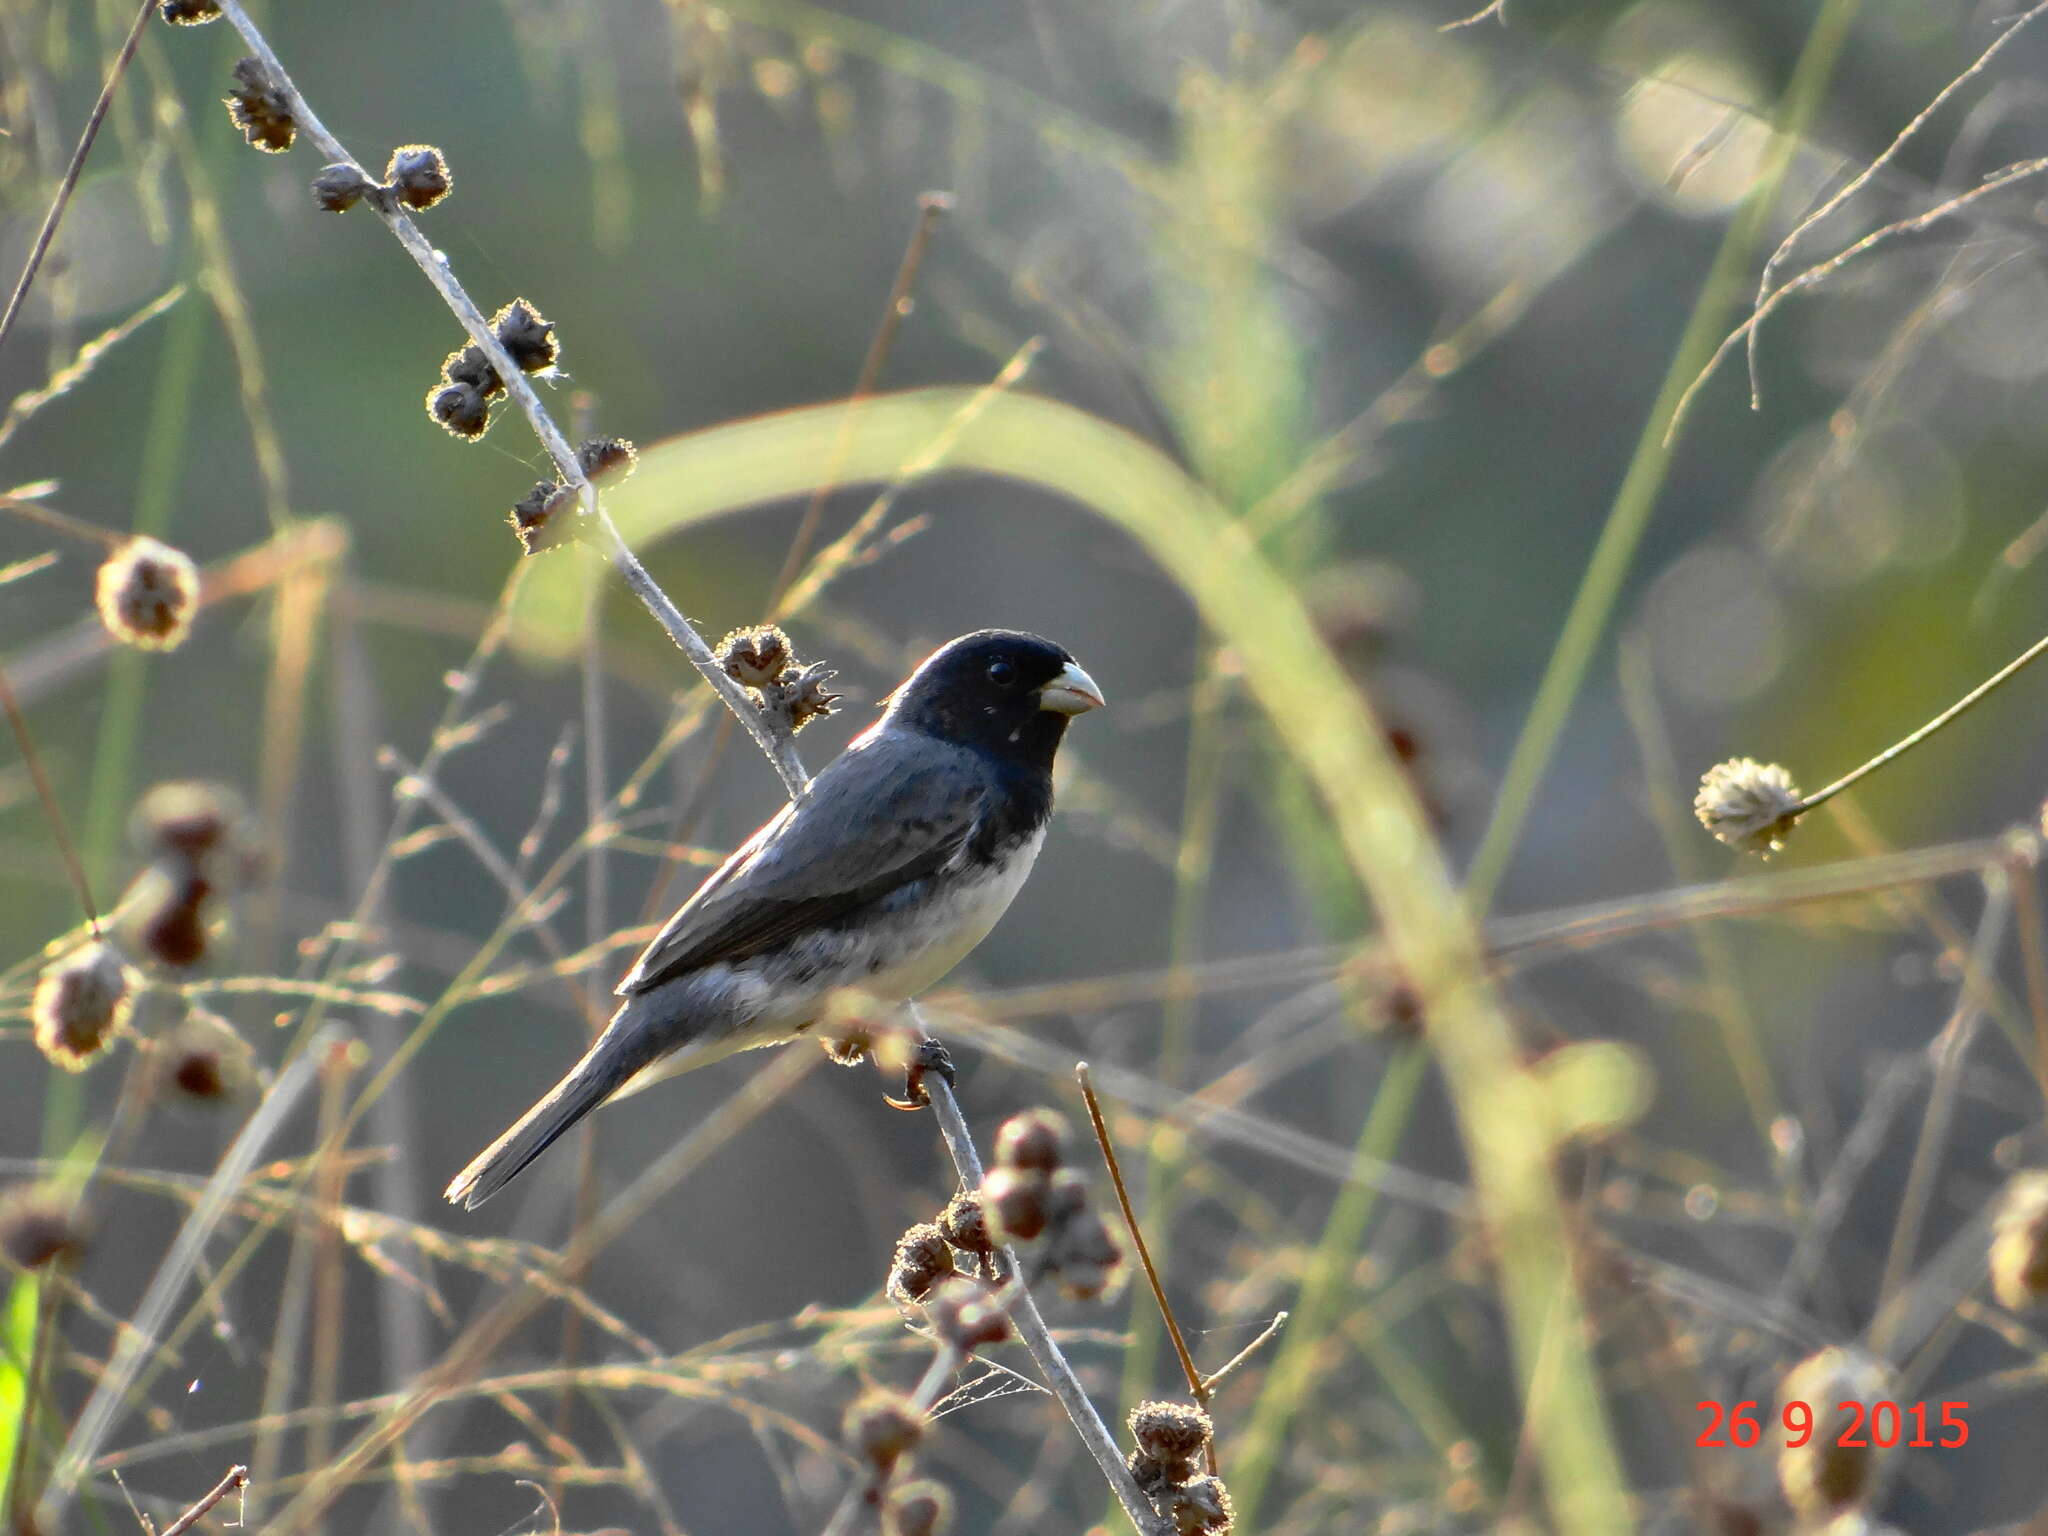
[444, 629, 1104, 1209]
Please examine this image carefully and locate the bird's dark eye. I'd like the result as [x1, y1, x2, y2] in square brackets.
[987, 660, 1016, 687]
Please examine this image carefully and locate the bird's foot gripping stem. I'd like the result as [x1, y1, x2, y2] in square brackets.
[885, 1036, 957, 1111]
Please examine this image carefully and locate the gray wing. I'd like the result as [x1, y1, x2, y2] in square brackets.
[617, 730, 986, 996]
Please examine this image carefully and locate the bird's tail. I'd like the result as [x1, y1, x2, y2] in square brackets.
[444, 1008, 677, 1210]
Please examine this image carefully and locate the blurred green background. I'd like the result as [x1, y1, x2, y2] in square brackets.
[5, 0, 2048, 1530]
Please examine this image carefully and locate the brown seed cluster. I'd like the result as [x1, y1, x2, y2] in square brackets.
[224, 57, 295, 152]
[0, 1184, 87, 1271]
[120, 781, 255, 970]
[94, 536, 199, 651]
[839, 1390, 952, 1535]
[31, 939, 134, 1072]
[429, 299, 558, 442]
[1127, 1402, 1231, 1532]
[153, 1004, 258, 1109]
[979, 1109, 1124, 1300]
[716, 625, 842, 735]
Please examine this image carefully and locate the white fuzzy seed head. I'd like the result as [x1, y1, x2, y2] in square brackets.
[1694, 757, 1803, 856]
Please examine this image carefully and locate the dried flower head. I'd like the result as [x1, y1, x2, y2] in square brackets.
[1991, 1170, 2048, 1311]
[310, 163, 377, 212]
[224, 57, 295, 152]
[994, 1108, 1068, 1174]
[32, 940, 133, 1071]
[979, 1165, 1050, 1244]
[132, 780, 243, 863]
[887, 1222, 957, 1305]
[427, 380, 490, 440]
[882, 1480, 953, 1536]
[384, 144, 451, 210]
[937, 1190, 994, 1258]
[129, 864, 215, 968]
[159, 0, 221, 23]
[441, 345, 504, 399]
[923, 1276, 1010, 1355]
[1161, 1474, 1234, 1535]
[491, 299, 558, 374]
[843, 1390, 923, 1474]
[1130, 1400, 1212, 1468]
[1048, 1210, 1123, 1300]
[779, 660, 842, 733]
[1777, 1347, 1891, 1520]
[95, 536, 199, 651]
[719, 625, 793, 688]
[508, 481, 581, 556]
[155, 1007, 256, 1107]
[1694, 758, 1803, 856]
[0, 1185, 87, 1271]
[577, 436, 638, 485]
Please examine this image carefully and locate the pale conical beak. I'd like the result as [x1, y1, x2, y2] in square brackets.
[1037, 660, 1105, 715]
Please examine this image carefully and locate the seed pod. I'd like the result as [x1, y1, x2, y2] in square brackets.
[979, 1165, 1049, 1244]
[310, 163, 377, 212]
[154, 1006, 256, 1107]
[0, 1185, 87, 1270]
[427, 380, 489, 440]
[132, 780, 243, 863]
[843, 1390, 923, 1475]
[491, 299, 558, 374]
[130, 863, 214, 968]
[718, 625, 793, 688]
[95, 536, 199, 651]
[384, 144, 451, 210]
[881, 1480, 953, 1536]
[1130, 1400, 1212, 1468]
[159, 0, 221, 23]
[887, 1222, 956, 1305]
[1694, 758, 1803, 857]
[994, 1108, 1068, 1174]
[1777, 1347, 1890, 1521]
[441, 345, 504, 399]
[937, 1190, 993, 1258]
[1161, 1474, 1234, 1534]
[32, 940, 133, 1071]
[1990, 1170, 2048, 1311]
[923, 1277, 1009, 1355]
[224, 57, 295, 152]
[577, 436, 637, 485]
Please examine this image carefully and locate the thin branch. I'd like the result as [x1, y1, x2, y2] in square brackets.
[209, 0, 807, 800]
[917, 1035, 1164, 1536]
[1197, 1313, 1288, 1396]
[159, 1465, 249, 1536]
[1074, 1063, 1213, 1475]
[0, 660, 99, 927]
[0, 0, 156, 363]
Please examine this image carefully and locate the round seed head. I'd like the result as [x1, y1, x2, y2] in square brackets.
[1130, 1400, 1212, 1466]
[1161, 1474, 1234, 1534]
[441, 345, 504, 398]
[1991, 1170, 2048, 1311]
[994, 1108, 1068, 1174]
[0, 1185, 87, 1271]
[508, 481, 581, 556]
[155, 1006, 256, 1108]
[979, 1165, 1050, 1243]
[491, 299, 558, 374]
[1694, 758, 1803, 856]
[132, 780, 243, 863]
[309, 163, 377, 212]
[1777, 1347, 1890, 1519]
[427, 380, 490, 440]
[95, 536, 199, 651]
[577, 436, 638, 485]
[1048, 1206, 1123, 1301]
[778, 660, 842, 733]
[159, 0, 221, 23]
[887, 1222, 956, 1304]
[882, 1480, 953, 1536]
[937, 1189, 993, 1257]
[843, 1390, 923, 1474]
[923, 1276, 1010, 1355]
[129, 864, 214, 969]
[32, 940, 133, 1071]
[717, 625, 793, 688]
[224, 57, 295, 152]
[384, 144, 451, 210]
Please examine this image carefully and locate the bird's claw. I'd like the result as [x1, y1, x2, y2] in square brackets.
[884, 1036, 957, 1111]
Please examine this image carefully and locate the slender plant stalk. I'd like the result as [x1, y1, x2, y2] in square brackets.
[1074, 1064, 1213, 1475]
[159, 1465, 248, 1536]
[0, 0, 156, 362]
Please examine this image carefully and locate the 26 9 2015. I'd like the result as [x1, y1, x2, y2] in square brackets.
[1694, 1399, 1968, 1449]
